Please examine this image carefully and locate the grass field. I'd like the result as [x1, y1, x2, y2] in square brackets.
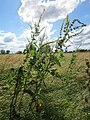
[0, 52, 90, 120]
[0, 52, 90, 69]
[0, 54, 24, 69]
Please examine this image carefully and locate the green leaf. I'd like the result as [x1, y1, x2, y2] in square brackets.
[50, 55, 61, 66]
[58, 50, 64, 58]
[50, 68, 57, 76]
[38, 88, 42, 95]
[3, 84, 11, 89]
[30, 50, 36, 56]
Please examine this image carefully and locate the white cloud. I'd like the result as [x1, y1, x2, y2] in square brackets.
[18, 0, 81, 23]
[0, 31, 26, 53]
[19, 21, 56, 44]
[18, 0, 86, 46]
[21, 28, 31, 39]
[65, 25, 90, 51]
[3, 32, 17, 43]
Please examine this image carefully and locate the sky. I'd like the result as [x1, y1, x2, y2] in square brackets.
[0, 0, 90, 53]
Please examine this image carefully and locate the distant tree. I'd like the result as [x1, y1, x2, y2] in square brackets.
[16, 51, 22, 54]
[0, 49, 5, 54]
[76, 49, 88, 52]
[6, 50, 10, 54]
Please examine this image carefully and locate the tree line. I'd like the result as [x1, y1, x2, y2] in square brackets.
[65, 49, 90, 53]
[0, 44, 51, 54]
[0, 47, 90, 54]
[0, 49, 22, 54]
[0, 49, 10, 54]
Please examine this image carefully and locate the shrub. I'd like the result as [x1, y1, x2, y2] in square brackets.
[5, 11, 86, 120]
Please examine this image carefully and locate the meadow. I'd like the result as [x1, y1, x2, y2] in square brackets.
[0, 52, 89, 70]
[0, 14, 90, 120]
[0, 52, 90, 120]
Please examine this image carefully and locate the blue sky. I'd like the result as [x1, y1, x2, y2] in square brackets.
[0, 0, 90, 52]
[0, 0, 26, 35]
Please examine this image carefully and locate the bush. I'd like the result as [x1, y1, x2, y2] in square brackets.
[1, 12, 87, 120]
[16, 51, 22, 54]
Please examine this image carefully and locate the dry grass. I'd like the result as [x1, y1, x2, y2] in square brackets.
[0, 54, 25, 70]
[0, 52, 90, 69]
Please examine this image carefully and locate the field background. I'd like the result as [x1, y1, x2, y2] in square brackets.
[0, 52, 90, 69]
[0, 52, 90, 120]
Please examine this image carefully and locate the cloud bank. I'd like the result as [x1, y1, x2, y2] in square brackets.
[66, 25, 90, 51]
[18, 0, 81, 23]
[0, 31, 26, 53]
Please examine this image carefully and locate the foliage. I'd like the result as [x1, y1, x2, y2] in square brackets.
[0, 49, 10, 54]
[6, 50, 10, 54]
[16, 51, 22, 54]
[9, 12, 62, 119]
[0, 12, 88, 120]
[0, 49, 5, 54]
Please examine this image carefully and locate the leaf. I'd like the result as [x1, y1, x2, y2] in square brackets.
[38, 88, 42, 95]
[28, 80, 36, 85]
[3, 84, 11, 89]
[50, 68, 57, 76]
[50, 55, 61, 66]
[58, 50, 64, 58]
[30, 50, 35, 56]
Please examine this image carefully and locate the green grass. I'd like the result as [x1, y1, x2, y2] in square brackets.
[0, 52, 90, 120]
